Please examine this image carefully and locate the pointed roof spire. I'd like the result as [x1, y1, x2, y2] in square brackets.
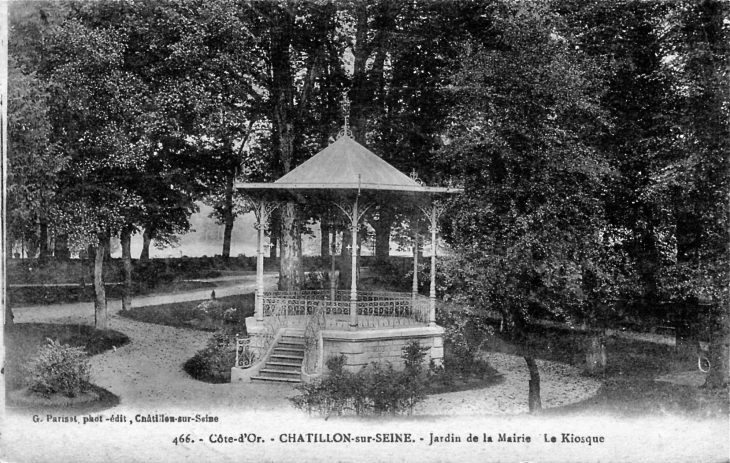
[235, 90, 461, 195]
[337, 91, 353, 139]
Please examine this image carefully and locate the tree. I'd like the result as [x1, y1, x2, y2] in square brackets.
[45, 0, 270, 312]
[557, 1, 680, 311]
[649, 0, 729, 387]
[344, 0, 493, 259]
[441, 0, 615, 412]
[242, 1, 344, 290]
[6, 55, 65, 258]
[45, 8, 150, 328]
[562, 0, 729, 385]
[155, 0, 267, 259]
[7, 1, 69, 259]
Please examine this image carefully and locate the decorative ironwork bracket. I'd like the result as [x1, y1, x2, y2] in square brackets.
[418, 203, 446, 233]
[234, 335, 256, 369]
[332, 199, 373, 229]
[410, 169, 425, 186]
[253, 200, 283, 231]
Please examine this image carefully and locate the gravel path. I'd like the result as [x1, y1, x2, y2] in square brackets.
[12, 275, 602, 416]
[89, 316, 299, 413]
[415, 353, 601, 416]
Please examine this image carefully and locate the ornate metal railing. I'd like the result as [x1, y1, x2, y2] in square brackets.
[260, 296, 291, 354]
[234, 336, 256, 369]
[253, 290, 430, 378]
[303, 302, 326, 374]
[261, 290, 430, 328]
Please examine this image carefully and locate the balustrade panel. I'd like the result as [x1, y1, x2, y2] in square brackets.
[261, 290, 430, 328]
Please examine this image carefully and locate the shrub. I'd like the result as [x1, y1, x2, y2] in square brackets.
[27, 338, 91, 398]
[290, 342, 428, 417]
[183, 330, 237, 383]
[399, 340, 429, 406]
[193, 299, 224, 318]
[429, 310, 498, 387]
[291, 355, 364, 416]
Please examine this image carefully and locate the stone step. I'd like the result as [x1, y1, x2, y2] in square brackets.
[248, 335, 306, 384]
[270, 353, 304, 361]
[251, 376, 300, 384]
[277, 341, 305, 349]
[280, 337, 305, 346]
[259, 368, 300, 378]
[274, 346, 305, 354]
[267, 361, 302, 371]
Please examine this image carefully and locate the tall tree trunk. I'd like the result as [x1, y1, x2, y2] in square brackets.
[351, 1, 370, 143]
[268, 4, 329, 290]
[120, 226, 133, 311]
[278, 203, 301, 291]
[674, 304, 700, 367]
[697, 0, 729, 390]
[38, 221, 49, 261]
[5, 292, 14, 327]
[356, 230, 362, 282]
[524, 356, 542, 413]
[78, 245, 89, 302]
[351, 1, 391, 145]
[25, 234, 39, 260]
[270, 233, 278, 260]
[339, 226, 352, 290]
[140, 227, 153, 261]
[373, 206, 393, 262]
[94, 233, 108, 330]
[321, 221, 330, 260]
[270, 5, 297, 291]
[297, 232, 305, 288]
[54, 232, 70, 261]
[221, 171, 235, 259]
[585, 329, 607, 375]
[320, 221, 331, 277]
[706, 273, 729, 388]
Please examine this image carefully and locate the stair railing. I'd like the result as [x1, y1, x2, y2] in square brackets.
[261, 298, 289, 357]
[303, 300, 326, 375]
[234, 335, 256, 368]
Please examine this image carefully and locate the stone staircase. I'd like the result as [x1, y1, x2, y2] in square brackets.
[251, 335, 305, 384]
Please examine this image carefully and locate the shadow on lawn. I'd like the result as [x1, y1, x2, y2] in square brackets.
[482, 323, 728, 419]
[8, 280, 217, 307]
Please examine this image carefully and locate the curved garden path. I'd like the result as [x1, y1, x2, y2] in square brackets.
[7, 278, 729, 463]
[12, 273, 600, 415]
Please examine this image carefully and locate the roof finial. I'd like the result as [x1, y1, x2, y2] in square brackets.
[410, 169, 425, 186]
[338, 91, 353, 139]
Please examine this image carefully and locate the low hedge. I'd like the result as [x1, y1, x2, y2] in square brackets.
[290, 341, 429, 417]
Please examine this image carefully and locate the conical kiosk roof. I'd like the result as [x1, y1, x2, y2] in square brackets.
[236, 135, 458, 197]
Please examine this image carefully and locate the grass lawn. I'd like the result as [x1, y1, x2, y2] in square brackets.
[118, 293, 256, 384]
[4, 323, 131, 413]
[118, 293, 255, 332]
[483, 322, 728, 419]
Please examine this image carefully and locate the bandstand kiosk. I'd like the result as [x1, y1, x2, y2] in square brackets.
[232, 126, 459, 384]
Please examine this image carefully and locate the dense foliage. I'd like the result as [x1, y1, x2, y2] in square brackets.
[291, 341, 428, 417]
[183, 330, 239, 384]
[7, 0, 728, 388]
